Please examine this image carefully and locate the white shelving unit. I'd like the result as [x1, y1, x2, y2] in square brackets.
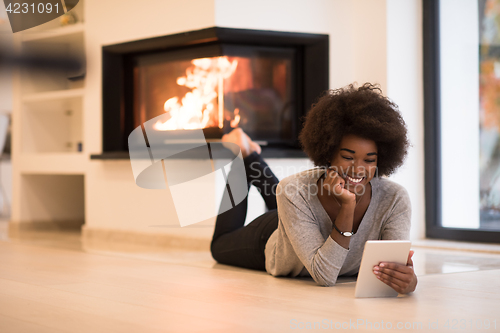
[11, 1, 87, 226]
[21, 23, 85, 43]
[22, 88, 84, 102]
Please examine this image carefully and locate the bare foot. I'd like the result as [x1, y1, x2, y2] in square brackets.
[249, 140, 262, 155]
[221, 128, 261, 158]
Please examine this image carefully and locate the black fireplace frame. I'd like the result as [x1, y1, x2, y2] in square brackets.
[94, 27, 328, 159]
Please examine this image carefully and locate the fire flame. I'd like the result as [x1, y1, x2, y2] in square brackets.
[230, 108, 240, 128]
[153, 56, 239, 131]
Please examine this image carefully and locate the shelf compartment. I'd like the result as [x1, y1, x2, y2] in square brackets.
[20, 33, 85, 94]
[19, 174, 84, 224]
[22, 96, 83, 154]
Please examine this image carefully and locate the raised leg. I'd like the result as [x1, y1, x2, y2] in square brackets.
[210, 129, 280, 270]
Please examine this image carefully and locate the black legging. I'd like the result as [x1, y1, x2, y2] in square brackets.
[211, 152, 280, 271]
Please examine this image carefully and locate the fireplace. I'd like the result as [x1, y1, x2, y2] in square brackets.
[96, 27, 328, 158]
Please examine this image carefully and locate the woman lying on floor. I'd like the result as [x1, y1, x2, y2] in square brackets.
[210, 83, 417, 293]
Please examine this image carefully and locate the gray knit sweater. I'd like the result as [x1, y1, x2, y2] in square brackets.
[264, 168, 411, 286]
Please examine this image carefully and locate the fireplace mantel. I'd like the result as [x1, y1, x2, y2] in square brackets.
[90, 148, 308, 160]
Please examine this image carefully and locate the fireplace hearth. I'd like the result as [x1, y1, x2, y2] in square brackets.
[92, 27, 328, 159]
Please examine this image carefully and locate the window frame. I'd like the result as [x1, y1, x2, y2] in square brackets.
[424, 0, 500, 243]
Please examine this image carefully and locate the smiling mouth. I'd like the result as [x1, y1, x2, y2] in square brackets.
[345, 175, 364, 184]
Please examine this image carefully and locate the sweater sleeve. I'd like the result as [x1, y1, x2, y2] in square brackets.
[275, 182, 349, 286]
[380, 186, 412, 240]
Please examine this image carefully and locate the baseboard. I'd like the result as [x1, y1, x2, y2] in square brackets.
[81, 225, 211, 252]
[8, 220, 83, 236]
[412, 238, 500, 254]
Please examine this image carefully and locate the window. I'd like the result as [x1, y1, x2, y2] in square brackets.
[424, 0, 500, 242]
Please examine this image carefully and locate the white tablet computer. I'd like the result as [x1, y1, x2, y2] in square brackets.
[354, 240, 411, 298]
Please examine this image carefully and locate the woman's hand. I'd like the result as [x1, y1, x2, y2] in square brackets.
[323, 169, 356, 205]
[372, 250, 418, 294]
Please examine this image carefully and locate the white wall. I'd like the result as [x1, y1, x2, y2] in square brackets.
[85, 0, 216, 156]
[83, 0, 426, 242]
[1, 0, 427, 240]
[215, 0, 355, 89]
[0, 1, 13, 218]
[216, 0, 426, 239]
[351, 0, 388, 92]
[215, 0, 388, 91]
[386, 0, 425, 239]
[84, 0, 217, 235]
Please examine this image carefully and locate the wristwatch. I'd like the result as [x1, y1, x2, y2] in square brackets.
[332, 222, 355, 237]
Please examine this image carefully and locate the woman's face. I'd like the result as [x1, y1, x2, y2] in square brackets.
[329, 134, 378, 195]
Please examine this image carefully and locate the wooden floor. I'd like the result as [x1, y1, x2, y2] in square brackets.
[1, 231, 500, 332]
